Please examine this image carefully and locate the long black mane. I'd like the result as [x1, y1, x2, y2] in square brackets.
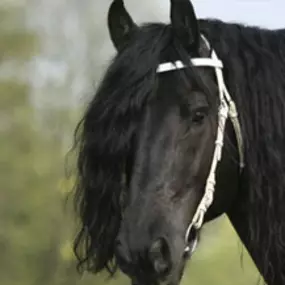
[201, 20, 285, 284]
[73, 24, 174, 273]
[73, 19, 285, 284]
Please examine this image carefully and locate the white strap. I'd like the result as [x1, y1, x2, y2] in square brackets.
[157, 58, 223, 73]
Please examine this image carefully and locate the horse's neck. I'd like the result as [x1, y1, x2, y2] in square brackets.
[202, 20, 285, 285]
[227, 198, 285, 285]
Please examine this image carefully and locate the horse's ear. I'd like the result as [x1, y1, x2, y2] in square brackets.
[170, 0, 200, 52]
[108, 0, 137, 51]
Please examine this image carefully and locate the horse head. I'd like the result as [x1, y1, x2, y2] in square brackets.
[73, 0, 243, 284]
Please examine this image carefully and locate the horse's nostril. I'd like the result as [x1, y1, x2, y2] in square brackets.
[149, 238, 171, 277]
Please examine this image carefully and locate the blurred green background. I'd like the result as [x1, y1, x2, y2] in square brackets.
[1, 0, 261, 284]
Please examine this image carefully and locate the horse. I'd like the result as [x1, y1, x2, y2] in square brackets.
[72, 0, 285, 284]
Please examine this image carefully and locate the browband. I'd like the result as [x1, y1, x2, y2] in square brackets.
[157, 58, 223, 73]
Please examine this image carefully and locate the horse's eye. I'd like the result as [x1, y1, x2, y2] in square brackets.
[191, 109, 207, 125]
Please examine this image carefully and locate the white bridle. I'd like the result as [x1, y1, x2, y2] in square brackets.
[156, 36, 245, 254]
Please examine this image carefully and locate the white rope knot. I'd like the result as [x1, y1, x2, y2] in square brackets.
[215, 139, 224, 148]
[204, 191, 214, 206]
[228, 101, 238, 118]
[219, 103, 229, 119]
[206, 174, 216, 189]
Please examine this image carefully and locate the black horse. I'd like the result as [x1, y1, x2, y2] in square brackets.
[72, 0, 285, 284]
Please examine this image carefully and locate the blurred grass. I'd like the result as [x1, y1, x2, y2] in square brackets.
[182, 217, 260, 285]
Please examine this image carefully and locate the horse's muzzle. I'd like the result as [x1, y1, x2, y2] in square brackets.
[115, 236, 172, 282]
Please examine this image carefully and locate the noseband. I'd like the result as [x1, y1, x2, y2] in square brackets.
[157, 36, 245, 254]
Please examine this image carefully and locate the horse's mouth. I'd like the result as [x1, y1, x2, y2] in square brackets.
[127, 233, 199, 285]
[129, 256, 188, 285]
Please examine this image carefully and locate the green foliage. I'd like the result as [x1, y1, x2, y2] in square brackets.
[0, 7, 38, 60]
[0, 4, 63, 285]
[0, 77, 64, 285]
[0, 30, 39, 60]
